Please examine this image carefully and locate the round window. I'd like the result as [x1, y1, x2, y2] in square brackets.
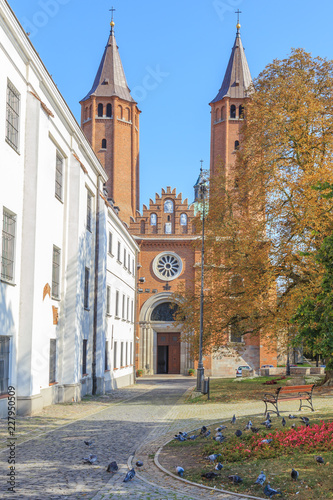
[153, 252, 183, 281]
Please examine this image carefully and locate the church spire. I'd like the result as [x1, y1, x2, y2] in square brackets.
[81, 17, 134, 103]
[211, 18, 252, 103]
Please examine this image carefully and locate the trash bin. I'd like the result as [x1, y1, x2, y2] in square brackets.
[201, 378, 209, 395]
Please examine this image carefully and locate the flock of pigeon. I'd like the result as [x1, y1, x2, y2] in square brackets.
[174, 413, 326, 498]
[82, 440, 143, 482]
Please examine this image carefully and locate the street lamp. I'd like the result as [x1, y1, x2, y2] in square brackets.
[196, 161, 207, 391]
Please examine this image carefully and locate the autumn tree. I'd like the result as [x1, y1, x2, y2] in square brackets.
[176, 49, 333, 357]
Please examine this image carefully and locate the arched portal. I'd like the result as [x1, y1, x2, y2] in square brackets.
[138, 293, 193, 375]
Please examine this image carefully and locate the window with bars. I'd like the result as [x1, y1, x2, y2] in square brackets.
[1, 209, 16, 282]
[106, 285, 111, 315]
[84, 267, 90, 309]
[0, 337, 10, 396]
[55, 152, 63, 201]
[82, 339, 87, 375]
[6, 81, 20, 152]
[113, 341, 118, 368]
[52, 246, 61, 299]
[86, 190, 92, 231]
[49, 339, 57, 384]
[108, 232, 113, 255]
[115, 290, 119, 317]
[105, 341, 109, 371]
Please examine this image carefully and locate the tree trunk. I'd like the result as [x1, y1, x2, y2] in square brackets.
[323, 370, 333, 386]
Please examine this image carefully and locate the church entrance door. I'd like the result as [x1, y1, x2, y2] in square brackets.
[157, 333, 180, 374]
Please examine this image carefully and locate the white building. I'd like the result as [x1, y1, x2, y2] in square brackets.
[0, 0, 138, 417]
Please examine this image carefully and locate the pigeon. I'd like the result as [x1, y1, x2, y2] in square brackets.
[228, 474, 243, 484]
[214, 435, 226, 443]
[231, 414, 236, 424]
[202, 430, 211, 438]
[245, 420, 253, 430]
[136, 461, 143, 467]
[260, 438, 273, 444]
[300, 416, 309, 424]
[176, 466, 184, 477]
[206, 453, 221, 462]
[282, 417, 286, 427]
[202, 472, 218, 479]
[265, 422, 272, 429]
[215, 425, 227, 431]
[215, 462, 223, 471]
[123, 468, 135, 482]
[251, 426, 260, 433]
[235, 429, 242, 437]
[84, 440, 94, 446]
[83, 454, 97, 464]
[174, 434, 186, 442]
[266, 412, 271, 421]
[106, 461, 119, 473]
[262, 418, 271, 426]
[315, 455, 325, 464]
[291, 423, 296, 429]
[200, 425, 207, 434]
[289, 414, 297, 419]
[263, 484, 281, 497]
[291, 468, 299, 481]
[255, 471, 266, 485]
[189, 434, 199, 440]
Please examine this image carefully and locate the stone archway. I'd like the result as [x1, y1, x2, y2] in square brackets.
[138, 292, 192, 375]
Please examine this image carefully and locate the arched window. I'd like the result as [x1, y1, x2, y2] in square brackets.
[150, 213, 157, 226]
[89, 105, 92, 119]
[151, 302, 179, 321]
[180, 213, 187, 226]
[234, 140, 240, 151]
[239, 105, 244, 119]
[230, 320, 243, 343]
[118, 105, 123, 119]
[215, 108, 220, 122]
[126, 107, 131, 121]
[230, 275, 244, 294]
[102, 139, 107, 149]
[221, 106, 225, 120]
[84, 107, 88, 121]
[98, 103, 103, 117]
[106, 103, 112, 117]
[140, 220, 145, 234]
[230, 105, 236, 119]
[164, 200, 173, 213]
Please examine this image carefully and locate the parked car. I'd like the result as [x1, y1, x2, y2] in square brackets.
[236, 365, 251, 377]
[261, 364, 274, 369]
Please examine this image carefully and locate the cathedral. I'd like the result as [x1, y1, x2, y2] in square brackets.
[80, 17, 277, 377]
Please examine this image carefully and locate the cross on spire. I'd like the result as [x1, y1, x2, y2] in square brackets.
[200, 159, 204, 173]
[109, 6, 116, 33]
[235, 9, 242, 24]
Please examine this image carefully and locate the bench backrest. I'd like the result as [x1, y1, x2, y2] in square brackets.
[279, 384, 314, 394]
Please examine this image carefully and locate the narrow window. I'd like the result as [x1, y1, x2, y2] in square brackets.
[130, 342, 133, 365]
[150, 213, 157, 226]
[215, 108, 220, 122]
[52, 246, 61, 299]
[108, 232, 113, 255]
[115, 290, 119, 317]
[1, 209, 16, 282]
[180, 213, 187, 226]
[6, 80, 20, 152]
[0, 337, 10, 395]
[120, 342, 124, 366]
[98, 103, 103, 117]
[127, 296, 129, 321]
[230, 323, 243, 343]
[117, 242, 121, 262]
[140, 220, 145, 234]
[239, 105, 244, 119]
[113, 341, 118, 368]
[89, 105, 92, 119]
[102, 139, 107, 149]
[82, 339, 87, 375]
[84, 267, 90, 309]
[230, 104, 236, 119]
[125, 342, 128, 366]
[164, 200, 173, 213]
[234, 140, 240, 151]
[105, 341, 109, 370]
[132, 259, 135, 275]
[55, 152, 63, 201]
[49, 339, 57, 384]
[122, 294, 125, 319]
[128, 254, 131, 270]
[106, 103, 112, 117]
[106, 285, 111, 315]
[84, 107, 88, 121]
[126, 108, 131, 121]
[118, 105, 123, 119]
[86, 190, 92, 231]
[165, 222, 172, 234]
[124, 248, 127, 268]
[131, 300, 134, 323]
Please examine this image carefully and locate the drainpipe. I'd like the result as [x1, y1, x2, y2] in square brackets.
[92, 175, 101, 394]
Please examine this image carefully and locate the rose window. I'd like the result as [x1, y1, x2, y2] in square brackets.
[153, 252, 183, 281]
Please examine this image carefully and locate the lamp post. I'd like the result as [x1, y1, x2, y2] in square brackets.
[196, 162, 207, 391]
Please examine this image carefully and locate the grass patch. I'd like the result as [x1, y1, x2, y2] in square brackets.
[161, 412, 333, 499]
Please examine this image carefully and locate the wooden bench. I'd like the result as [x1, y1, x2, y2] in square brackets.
[262, 384, 315, 416]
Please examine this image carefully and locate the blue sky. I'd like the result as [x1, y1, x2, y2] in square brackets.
[9, 0, 333, 210]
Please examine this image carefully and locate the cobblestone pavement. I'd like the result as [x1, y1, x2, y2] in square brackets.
[0, 376, 332, 500]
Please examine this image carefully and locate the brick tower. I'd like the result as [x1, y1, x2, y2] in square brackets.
[80, 19, 140, 224]
[209, 21, 252, 185]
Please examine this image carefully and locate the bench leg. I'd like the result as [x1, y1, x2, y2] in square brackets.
[299, 398, 314, 412]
